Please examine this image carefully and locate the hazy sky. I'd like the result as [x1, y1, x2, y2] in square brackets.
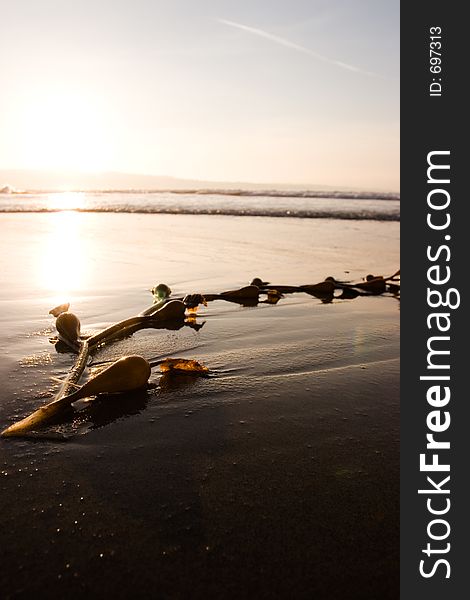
[0, 0, 399, 189]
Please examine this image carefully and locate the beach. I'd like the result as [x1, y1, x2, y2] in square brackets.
[0, 210, 399, 598]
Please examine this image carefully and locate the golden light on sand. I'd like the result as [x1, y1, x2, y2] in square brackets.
[37, 211, 89, 301]
[17, 88, 112, 172]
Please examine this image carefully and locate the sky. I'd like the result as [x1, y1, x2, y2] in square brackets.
[0, 0, 399, 190]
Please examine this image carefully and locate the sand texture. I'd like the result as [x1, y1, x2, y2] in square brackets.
[0, 213, 399, 599]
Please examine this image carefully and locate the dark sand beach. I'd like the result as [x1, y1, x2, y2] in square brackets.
[0, 212, 399, 598]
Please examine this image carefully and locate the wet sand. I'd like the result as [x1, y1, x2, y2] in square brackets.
[0, 213, 399, 599]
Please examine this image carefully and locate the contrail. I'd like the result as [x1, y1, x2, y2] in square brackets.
[217, 18, 378, 77]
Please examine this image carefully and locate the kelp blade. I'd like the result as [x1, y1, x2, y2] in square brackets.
[159, 358, 209, 375]
[1, 399, 69, 437]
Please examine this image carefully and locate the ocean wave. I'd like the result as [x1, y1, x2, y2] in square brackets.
[148, 189, 400, 201]
[0, 206, 399, 221]
[0, 190, 400, 221]
[3, 188, 399, 201]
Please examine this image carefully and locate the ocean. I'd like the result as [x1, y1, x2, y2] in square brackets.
[0, 189, 400, 221]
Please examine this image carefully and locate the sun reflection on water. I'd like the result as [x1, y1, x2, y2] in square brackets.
[37, 211, 90, 303]
[47, 192, 86, 211]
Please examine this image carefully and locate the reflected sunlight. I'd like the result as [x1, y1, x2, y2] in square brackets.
[37, 211, 89, 303]
[48, 192, 86, 211]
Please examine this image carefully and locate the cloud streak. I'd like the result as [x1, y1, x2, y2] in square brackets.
[217, 18, 378, 78]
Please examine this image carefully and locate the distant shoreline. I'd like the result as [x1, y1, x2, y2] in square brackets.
[0, 169, 399, 197]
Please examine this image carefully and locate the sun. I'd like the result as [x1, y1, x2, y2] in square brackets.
[17, 86, 113, 172]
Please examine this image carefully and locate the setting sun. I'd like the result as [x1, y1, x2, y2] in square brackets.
[16, 87, 113, 172]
